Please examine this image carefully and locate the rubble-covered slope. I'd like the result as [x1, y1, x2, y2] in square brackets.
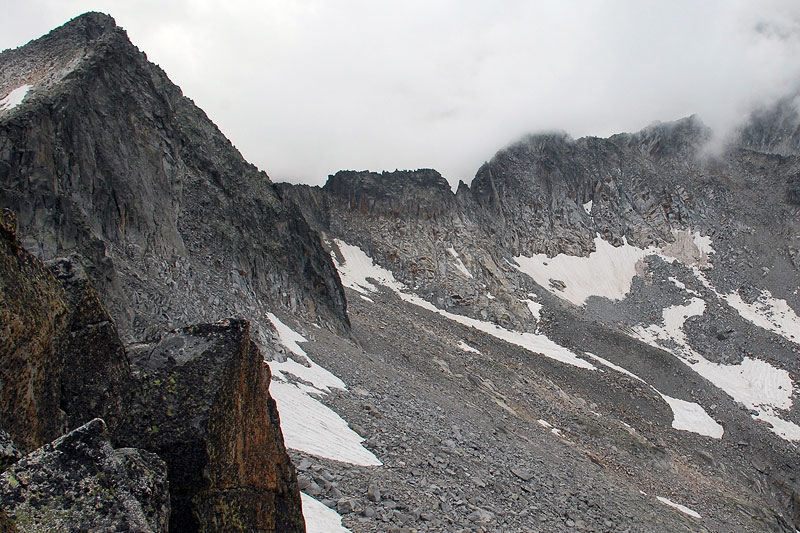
[280, 107, 800, 531]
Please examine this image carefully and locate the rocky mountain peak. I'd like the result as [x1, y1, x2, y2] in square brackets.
[0, 12, 125, 104]
[0, 12, 349, 342]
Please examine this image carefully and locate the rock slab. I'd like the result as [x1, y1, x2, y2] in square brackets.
[120, 319, 304, 532]
[0, 418, 169, 532]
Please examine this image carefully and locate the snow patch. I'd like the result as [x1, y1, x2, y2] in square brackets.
[266, 313, 379, 465]
[656, 496, 702, 519]
[302, 492, 351, 533]
[585, 352, 723, 439]
[661, 394, 724, 439]
[332, 240, 403, 294]
[523, 298, 543, 321]
[635, 298, 799, 441]
[513, 230, 713, 306]
[270, 381, 381, 466]
[513, 236, 650, 306]
[447, 247, 473, 279]
[333, 239, 595, 370]
[0, 85, 32, 112]
[457, 340, 481, 354]
[582, 200, 593, 215]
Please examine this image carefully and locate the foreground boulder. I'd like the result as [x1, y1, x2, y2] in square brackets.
[0, 209, 130, 452]
[0, 418, 169, 532]
[119, 319, 305, 532]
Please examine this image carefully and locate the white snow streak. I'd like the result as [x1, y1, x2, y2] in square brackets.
[585, 352, 723, 439]
[266, 313, 345, 392]
[656, 496, 702, 519]
[301, 492, 351, 533]
[270, 381, 381, 466]
[267, 312, 309, 358]
[447, 247, 473, 278]
[332, 239, 595, 370]
[0, 85, 31, 112]
[635, 298, 800, 441]
[582, 200, 593, 215]
[266, 313, 380, 465]
[693, 265, 800, 349]
[457, 340, 481, 354]
[722, 290, 800, 343]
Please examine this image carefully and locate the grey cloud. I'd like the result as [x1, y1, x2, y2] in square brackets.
[3, 1, 800, 186]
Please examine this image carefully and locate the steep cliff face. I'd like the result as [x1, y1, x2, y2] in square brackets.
[737, 94, 800, 157]
[0, 205, 305, 530]
[118, 320, 304, 532]
[0, 12, 348, 343]
[468, 118, 710, 257]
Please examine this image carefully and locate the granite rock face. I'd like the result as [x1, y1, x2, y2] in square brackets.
[1, 206, 305, 529]
[0, 418, 169, 533]
[118, 319, 304, 532]
[0, 12, 348, 344]
[0, 208, 69, 450]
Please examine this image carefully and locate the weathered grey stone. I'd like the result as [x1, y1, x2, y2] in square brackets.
[0, 419, 169, 532]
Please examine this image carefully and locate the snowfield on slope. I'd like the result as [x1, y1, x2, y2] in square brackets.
[332, 239, 595, 370]
[0, 84, 32, 112]
[266, 313, 381, 466]
[635, 298, 800, 441]
[512, 230, 712, 306]
[512, 229, 799, 441]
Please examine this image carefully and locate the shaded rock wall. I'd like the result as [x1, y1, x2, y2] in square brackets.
[0, 208, 130, 451]
[119, 320, 304, 532]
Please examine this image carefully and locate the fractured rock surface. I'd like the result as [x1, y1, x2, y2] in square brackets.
[0, 419, 169, 533]
[119, 319, 304, 532]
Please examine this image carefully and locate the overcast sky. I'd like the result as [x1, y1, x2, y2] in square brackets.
[4, 1, 800, 187]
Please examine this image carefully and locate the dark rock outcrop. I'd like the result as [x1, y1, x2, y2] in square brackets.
[0, 12, 348, 344]
[0, 418, 169, 532]
[0, 208, 130, 452]
[119, 319, 304, 532]
[0, 208, 69, 450]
